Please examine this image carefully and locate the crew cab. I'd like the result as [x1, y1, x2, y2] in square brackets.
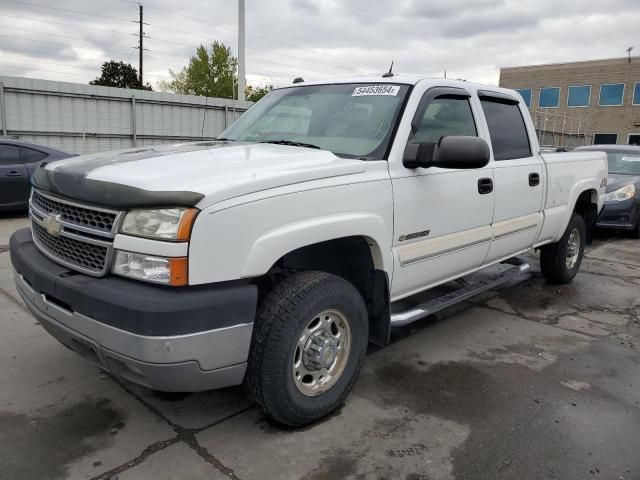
[10, 77, 607, 426]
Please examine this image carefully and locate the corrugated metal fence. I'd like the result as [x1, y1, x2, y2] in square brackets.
[0, 76, 252, 155]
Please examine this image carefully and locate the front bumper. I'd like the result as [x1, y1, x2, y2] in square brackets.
[10, 228, 258, 392]
[596, 199, 638, 230]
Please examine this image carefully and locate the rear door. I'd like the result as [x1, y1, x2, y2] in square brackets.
[478, 92, 544, 263]
[0, 144, 29, 207]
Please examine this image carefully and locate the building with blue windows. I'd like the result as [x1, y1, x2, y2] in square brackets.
[500, 56, 640, 146]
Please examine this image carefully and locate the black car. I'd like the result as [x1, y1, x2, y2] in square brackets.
[576, 145, 640, 237]
[0, 140, 74, 211]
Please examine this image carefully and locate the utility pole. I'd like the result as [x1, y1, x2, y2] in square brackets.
[139, 4, 144, 85]
[238, 0, 246, 102]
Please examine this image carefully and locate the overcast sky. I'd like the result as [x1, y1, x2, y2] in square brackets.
[0, 0, 638, 91]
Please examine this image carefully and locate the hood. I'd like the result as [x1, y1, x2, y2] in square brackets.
[606, 173, 640, 193]
[33, 141, 367, 208]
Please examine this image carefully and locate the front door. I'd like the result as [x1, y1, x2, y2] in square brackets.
[0, 144, 29, 207]
[390, 88, 495, 300]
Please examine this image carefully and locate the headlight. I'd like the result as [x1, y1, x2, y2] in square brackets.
[120, 208, 198, 241]
[112, 250, 188, 286]
[604, 184, 636, 202]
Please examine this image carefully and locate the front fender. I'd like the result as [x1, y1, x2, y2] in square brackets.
[242, 212, 391, 278]
[188, 181, 394, 285]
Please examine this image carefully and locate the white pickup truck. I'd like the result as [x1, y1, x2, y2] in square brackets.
[11, 77, 607, 426]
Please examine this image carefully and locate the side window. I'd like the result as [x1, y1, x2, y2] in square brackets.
[19, 147, 48, 163]
[414, 96, 477, 144]
[0, 145, 20, 166]
[480, 99, 532, 160]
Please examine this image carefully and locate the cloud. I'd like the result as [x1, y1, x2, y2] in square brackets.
[0, 0, 638, 88]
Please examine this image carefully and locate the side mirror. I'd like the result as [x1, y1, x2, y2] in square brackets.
[403, 136, 490, 169]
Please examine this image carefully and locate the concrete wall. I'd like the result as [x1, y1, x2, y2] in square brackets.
[0, 76, 252, 155]
[500, 57, 640, 146]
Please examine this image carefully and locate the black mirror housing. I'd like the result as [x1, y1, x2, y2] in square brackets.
[402, 142, 436, 168]
[403, 136, 490, 170]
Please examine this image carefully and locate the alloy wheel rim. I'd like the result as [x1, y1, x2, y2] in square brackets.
[292, 309, 352, 397]
[566, 228, 581, 269]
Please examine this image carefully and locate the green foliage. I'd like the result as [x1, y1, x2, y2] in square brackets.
[247, 85, 274, 102]
[160, 42, 237, 98]
[90, 61, 152, 90]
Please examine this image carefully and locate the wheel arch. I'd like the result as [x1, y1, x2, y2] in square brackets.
[572, 188, 598, 242]
[262, 236, 391, 347]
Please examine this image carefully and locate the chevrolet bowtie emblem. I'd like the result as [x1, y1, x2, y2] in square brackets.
[42, 213, 63, 237]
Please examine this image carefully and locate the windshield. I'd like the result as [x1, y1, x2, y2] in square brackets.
[606, 152, 640, 175]
[220, 83, 410, 159]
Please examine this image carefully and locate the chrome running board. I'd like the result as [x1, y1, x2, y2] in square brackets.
[390, 257, 530, 327]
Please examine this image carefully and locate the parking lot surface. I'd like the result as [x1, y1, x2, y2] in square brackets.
[1, 213, 639, 480]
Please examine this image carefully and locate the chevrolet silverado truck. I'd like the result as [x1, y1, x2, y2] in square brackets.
[10, 77, 607, 426]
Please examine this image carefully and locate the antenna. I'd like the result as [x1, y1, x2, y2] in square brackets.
[382, 61, 394, 78]
[627, 46, 634, 63]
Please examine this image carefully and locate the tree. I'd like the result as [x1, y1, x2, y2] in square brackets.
[90, 61, 152, 90]
[160, 42, 237, 98]
[246, 85, 274, 102]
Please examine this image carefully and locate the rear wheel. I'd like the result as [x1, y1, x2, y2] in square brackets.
[245, 271, 368, 426]
[540, 213, 586, 284]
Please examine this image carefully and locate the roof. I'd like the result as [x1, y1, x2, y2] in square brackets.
[501, 56, 640, 72]
[275, 76, 508, 93]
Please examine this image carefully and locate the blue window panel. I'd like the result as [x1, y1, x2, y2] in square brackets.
[539, 87, 560, 108]
[599, 83, 624, 106]
[516, 88, 532, 108]
[633, 83, 640, 105]
[568, 85, 591, 107]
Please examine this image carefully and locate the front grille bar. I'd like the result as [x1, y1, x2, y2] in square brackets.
[29, 190, 123, 277]
[30, 190, 123, 239]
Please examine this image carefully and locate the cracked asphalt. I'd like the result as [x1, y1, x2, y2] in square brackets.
[1, 213, 639, 480]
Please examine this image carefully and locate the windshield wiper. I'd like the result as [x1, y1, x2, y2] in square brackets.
[260, 140, 321, 150]
[215, 137, 235, 141]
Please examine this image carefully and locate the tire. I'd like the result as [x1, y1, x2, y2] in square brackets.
[632, 216, 640, 239]
[540, 212, 586, 284]
[245, 271, 368, 426]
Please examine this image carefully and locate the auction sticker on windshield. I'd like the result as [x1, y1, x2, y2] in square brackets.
[622, 156, 640, 162]
[352, 85, 400, 96]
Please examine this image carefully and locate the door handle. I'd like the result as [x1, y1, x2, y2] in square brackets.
[5, 171, 24, 178]
[529, 172, 540, 186]
[477, 177, 493, 194]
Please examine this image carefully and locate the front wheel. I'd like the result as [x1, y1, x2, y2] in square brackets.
[540, 212, 586, 284]
[245, 271, 368, 426]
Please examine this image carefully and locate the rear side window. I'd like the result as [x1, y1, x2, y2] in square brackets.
[480, 99, 532, 160]
[19, 147, 48, 163]
[0, 145, 20, 165]
[414, 96, 477, 144]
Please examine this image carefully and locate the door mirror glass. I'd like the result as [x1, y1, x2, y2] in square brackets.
[403, 136, 490, 169]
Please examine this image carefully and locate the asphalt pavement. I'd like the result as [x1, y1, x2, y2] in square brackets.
[1, 213, 639, 480]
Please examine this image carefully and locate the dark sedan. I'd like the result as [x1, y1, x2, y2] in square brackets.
[0, 140, 74, 211]
[576, 145, 640, 237]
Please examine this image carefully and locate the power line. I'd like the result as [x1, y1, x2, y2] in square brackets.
[0, 33, 133, 57]
[140, 2, 378, 70]
[0, 14, 134, 37]
[1, 25, 133, 51]
[4, 8, 372, 78]
[4, 0, 133, 24]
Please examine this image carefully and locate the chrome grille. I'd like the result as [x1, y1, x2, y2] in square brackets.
[32, 190, 118, 234]
[29, 190, 122, 277]
[32, 222, 108, 273]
